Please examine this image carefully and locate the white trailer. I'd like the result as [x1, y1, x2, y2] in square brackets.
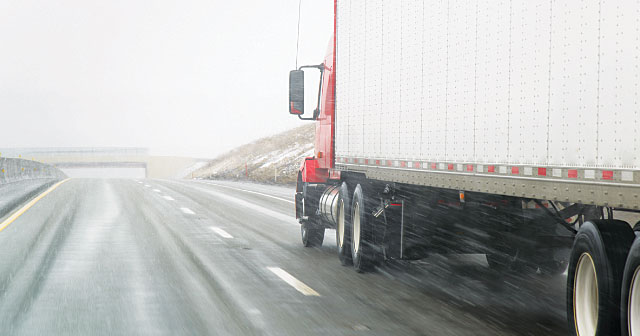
[289, 1, 640, 335]
[336, 0, 640, 209]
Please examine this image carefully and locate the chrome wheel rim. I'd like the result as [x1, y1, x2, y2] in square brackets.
[630, 266, 640, 335]
[337, 199, 345, 249]
[353, 202, 360, 255]
[574, 252, 598, 336]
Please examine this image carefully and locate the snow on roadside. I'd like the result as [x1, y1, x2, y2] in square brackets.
[191, 124, 315, 184]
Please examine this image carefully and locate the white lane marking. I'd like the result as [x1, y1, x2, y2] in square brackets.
[153, 189, 161, 193]
[144, 184, 151, 188]
[180, 207, 195, 215]
[185, 185, 298, 226]
[203, 182, 294, 204]
[210, 227, 233, 239]
[267, 267, 320, 297]
[137, 181, 143, 184]
[163, 195, 175, 201]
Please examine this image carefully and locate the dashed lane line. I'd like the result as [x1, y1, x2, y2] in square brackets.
[210, 227, 233, 239]
[180, 207, 195, 215]
[267, 267, 320, 297]
[163, 195, 175, 201]
[153, 189, 161, 193]
[202, 182, 294, 204]
[0, 179, 71, 233]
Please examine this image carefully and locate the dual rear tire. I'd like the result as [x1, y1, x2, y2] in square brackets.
[336, 182, 352, 265]
[336, 181, 376, 272]
[350, 184, 376, 272]
[567, 220, 635, 336]
[622, 238, 640, 336]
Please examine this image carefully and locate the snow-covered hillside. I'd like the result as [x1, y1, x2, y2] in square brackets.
[191, 124, 315, 184]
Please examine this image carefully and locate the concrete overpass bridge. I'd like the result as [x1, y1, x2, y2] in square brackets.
[0, 148, 206, 179]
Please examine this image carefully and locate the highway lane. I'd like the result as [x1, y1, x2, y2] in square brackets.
[0, 178, 567, 335]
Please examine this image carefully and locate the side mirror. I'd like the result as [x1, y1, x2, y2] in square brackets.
[289, 70, 304, 115]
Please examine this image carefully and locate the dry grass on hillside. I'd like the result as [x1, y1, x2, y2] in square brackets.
[192, 124, 315, 185]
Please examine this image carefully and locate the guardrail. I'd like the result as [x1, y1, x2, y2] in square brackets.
[0, 158, 66, 184]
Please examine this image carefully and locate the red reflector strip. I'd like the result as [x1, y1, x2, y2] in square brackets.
[414, 162, 421, 169]
[376, 160, 380, 165]
[602, 170, 613, 180]
[386, 160, 392, 166]
[488, 165, 495, 173]
[390, 203, 402, 206]
[511, 167, 519, 174]
[401, 161, 407, 168]
[447, 164, 454, 170]
[364, 159, 369, 164]
[466, 165, 473, 172]
[431, 163, 437, 169]
[538, 167, 547, 176]
[568, 169, 578, 178]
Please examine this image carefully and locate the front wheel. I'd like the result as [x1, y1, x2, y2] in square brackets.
[301, 219, 324, 247]
[622, 237, 640, 336]
[567, 220, 634, 336]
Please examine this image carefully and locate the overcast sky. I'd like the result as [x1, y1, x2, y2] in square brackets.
[0, 0, 333, 158]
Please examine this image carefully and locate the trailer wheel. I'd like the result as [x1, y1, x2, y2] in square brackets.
[622, 237, 640, 336]
[336, 182, 352, 265]
[567, 220, 635, 336]
[350, 184, 376, 272]
[301, 218, 325, 247]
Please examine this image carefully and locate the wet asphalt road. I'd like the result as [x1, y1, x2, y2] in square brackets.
[0, 179, 568, 335]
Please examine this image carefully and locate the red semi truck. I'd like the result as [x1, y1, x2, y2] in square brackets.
[289, 1, 640, 335]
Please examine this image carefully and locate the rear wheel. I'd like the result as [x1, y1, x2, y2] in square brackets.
[336, 182, 352, 265]
[622, 237, 640, 336]
[567, 220, 635, 336]
[351, 184, 376, 272]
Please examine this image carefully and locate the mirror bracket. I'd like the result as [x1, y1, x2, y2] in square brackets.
[290, 63, 324, 120]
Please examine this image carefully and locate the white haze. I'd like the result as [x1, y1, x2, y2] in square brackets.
[0, 0, 332, 158]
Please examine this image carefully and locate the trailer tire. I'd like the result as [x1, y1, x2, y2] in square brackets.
[350, 184, 376, 273]
[301, 218, 325, 247]
[567, 220, 635, 336]
[622, 237, 640, 336]
[336, 182, 352, 265]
